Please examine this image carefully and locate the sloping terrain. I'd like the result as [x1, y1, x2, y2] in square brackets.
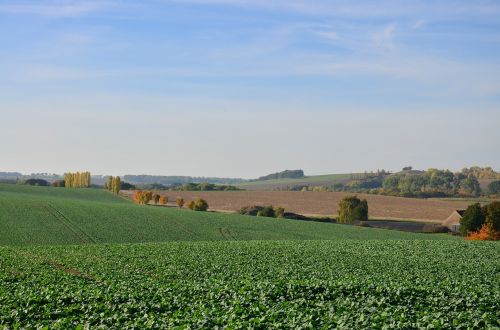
[0, 184, 455, 246]
[133, 190, 475, 221]
[236, 173, 352, 190]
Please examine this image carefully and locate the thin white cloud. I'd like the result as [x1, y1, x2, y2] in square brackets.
[0, 1, 110, 17]
[372, 23, 397, 51]
[413, 19, 425, 29]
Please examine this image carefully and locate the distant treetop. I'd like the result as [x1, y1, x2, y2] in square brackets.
[256, 170, 305, 181]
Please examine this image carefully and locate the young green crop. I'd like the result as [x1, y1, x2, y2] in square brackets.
[0, 183, 457, 245]
[0, 240, 498, 329]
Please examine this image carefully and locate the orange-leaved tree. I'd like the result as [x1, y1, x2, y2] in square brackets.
[467, 223, 500, 241]
[134, 190, 153, 205]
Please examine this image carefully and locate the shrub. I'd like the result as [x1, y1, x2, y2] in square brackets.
[467, 223, 500, 241]
[134, 191, 153, 205]
[257, 205, 275, 218]
[24, 179, 49, 186]
[159, 196, 168, 205]
[484, 201, 500, 231]
[193, 198, 208, 211]
[283, 212, 309, 220]
[176, 198, 185, 208]
[487, 181, 500, 195]
[337, 196, 368, 223]
[238, 205, 264, 216]
[275, 207, 285, 218]
[459, 203, 485, 236]
[51, 180, 65, 187]
[153, 194, 161, 205]
[187, 201, 195, 210]
[120, 182, 136, 190]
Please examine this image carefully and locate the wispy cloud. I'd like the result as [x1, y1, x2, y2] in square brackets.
[0, 1, 110, 17]
[412, 19, 425, 29]
[372, 23, 397, 51]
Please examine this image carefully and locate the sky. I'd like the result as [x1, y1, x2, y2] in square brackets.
[0, 0, 499, 178]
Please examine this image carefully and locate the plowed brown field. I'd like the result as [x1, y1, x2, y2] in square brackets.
[123, 191, 476, 221]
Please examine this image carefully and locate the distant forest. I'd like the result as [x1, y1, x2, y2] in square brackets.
[0, 173, 246, 186]
[122, 175, 245, 186]
[255, 170, 305, 181]
[280, 167, 500, 198]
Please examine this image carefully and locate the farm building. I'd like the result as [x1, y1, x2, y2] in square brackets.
[442, 210, 465, 232]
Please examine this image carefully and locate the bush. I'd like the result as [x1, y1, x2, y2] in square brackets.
[239, 205, 287, 219]
[275, 207, 285, 218]
[153, 194, 161, 205]
[176, 198, 185, 208]
[459, 203, 485, 236]
[51, 180, 65, 187]
[120, 182, 136, 190]
[484, 201, 500, 231]
[487, 181, 500, 195]
[257, 205, 275, 218]
[282, 212, 309, 220]
[467, 223, 500, 241]
[193, 198, 209, 211]
[159, 196, 168, 205]
[24, 179, 49, 186]
[187, 201, 195, 210]
[238, 205, 264, 216]
[337, 196, 368, 223]
[133, 191, 153, 205]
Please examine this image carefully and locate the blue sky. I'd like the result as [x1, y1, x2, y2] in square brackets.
[0, 0, 499, 177]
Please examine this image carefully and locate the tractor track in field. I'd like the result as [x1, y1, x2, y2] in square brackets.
[43, 203, 96, 244]
[167, 218, 202, 239]
[218, 227, 238, 241]
[14, 250, 102, 283]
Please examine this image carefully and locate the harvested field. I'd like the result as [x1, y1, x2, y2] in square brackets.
[123, 191, 477, 221]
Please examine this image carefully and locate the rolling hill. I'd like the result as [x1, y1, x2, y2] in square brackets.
[0, 183, 455, 246]
[236, 173, 353, 190]
[1, 184, 498, 329]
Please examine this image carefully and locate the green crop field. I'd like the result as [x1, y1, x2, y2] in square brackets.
[0, 184, 498, 329]
[0, 183, 453, 245]
[1, 241, 498, 329]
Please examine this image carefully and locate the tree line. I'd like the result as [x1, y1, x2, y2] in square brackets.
[105, 176, 121, 195]
[132, 191, 207, 211]
[64, 172, 91, 188]
[460, 202, 500, 240]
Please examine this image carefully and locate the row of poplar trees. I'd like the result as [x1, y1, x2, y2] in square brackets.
[64, 172, 91, 188]
[105, 176, 121, 195]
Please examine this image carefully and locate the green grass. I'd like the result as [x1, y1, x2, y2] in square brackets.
[1, 240, 498, 328]
[237, 173, 352, 187]
[0, 183, 453, 246]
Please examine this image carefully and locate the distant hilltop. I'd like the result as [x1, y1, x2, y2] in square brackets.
[255, 170, 305, 181]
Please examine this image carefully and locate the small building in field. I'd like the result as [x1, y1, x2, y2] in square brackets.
[443, 210, 465, 232]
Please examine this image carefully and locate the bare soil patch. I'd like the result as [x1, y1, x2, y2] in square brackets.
[123, 191, 475, 221]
